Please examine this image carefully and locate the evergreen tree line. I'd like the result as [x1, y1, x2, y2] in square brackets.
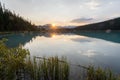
[0, 2, 37, 31]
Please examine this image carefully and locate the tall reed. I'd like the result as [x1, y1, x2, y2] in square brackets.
[86, 66, 120, 80]
[25, 56, 69, 80]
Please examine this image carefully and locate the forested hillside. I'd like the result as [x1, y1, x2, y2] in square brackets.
[74, 17, 120, 30]
[0, 2, 36, 31]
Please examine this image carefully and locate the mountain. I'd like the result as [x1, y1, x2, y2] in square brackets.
[74, 17, 120, 30]
[59, 26, 77, 29]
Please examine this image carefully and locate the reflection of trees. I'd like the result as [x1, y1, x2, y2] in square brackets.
[40, 32, 58, 37]
[74, 31, 120, 43]
[1, 31, 119, 48]
[0, 33, 39, 47]
[47, 32, 57, 37]
[0, 32, 58, 47]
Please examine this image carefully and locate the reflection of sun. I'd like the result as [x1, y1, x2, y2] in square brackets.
[50, 33, 56, 38]
[52, 34, 56, 37]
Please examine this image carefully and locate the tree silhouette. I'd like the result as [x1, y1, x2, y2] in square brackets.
[0, 2, 37, 31]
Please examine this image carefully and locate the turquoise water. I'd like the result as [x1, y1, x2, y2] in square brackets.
[1, 31, 120, 73]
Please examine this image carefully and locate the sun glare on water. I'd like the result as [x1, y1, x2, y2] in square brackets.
[50, 33, 57, 38]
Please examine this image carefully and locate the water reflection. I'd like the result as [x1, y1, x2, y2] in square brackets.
[82, 50, 97, 57]
[73, 31, 120, 43]
[0, 33, 35, 47]
[0, 32, 58, 47]
[1, 31, 120, 48]
[0, 32, 120, 73]
[50, 33, 57, 38]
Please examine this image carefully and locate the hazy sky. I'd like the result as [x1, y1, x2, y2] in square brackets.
[1, 0, 120, 26]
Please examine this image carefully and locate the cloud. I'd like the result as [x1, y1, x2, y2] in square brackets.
[71, 17, 94, 23]
[85, 0, 101, 10]
[82, 50, 98, 57]
[1, 0, 120, 25]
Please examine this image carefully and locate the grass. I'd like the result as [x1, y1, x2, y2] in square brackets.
[86, 66, 120, 80]
[24, 56, 69, 80]
[24, 57, 120, 80]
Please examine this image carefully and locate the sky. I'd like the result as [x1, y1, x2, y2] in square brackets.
[0, 0, 120, 26]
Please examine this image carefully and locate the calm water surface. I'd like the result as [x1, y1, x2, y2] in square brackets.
[1, 31, 120, 73]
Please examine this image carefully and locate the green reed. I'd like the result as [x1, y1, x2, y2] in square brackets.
[86, 66, 120, 80]
[25, 56, 69, 80]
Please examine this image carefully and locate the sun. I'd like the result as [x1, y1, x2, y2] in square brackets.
[51, 23, 57, 29]
[52, 23, 56, 27]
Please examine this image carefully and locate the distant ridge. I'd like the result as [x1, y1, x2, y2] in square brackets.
[74, 17, 120, 30]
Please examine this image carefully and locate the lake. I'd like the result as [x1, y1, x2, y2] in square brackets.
[1, 31, 120, 74]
